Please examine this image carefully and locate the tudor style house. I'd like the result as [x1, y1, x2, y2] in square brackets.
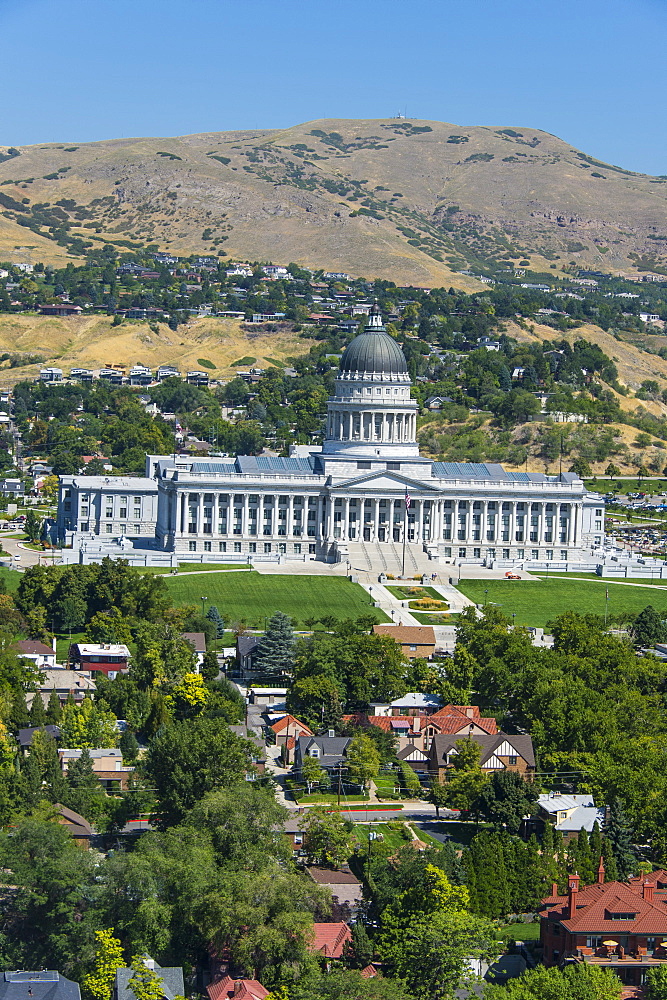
[56, 306, 603, 569]
[540, 869, 667, 994]
[428, 731, 536, 782]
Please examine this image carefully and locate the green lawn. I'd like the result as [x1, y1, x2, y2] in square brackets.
[457, 578, 667, 627]
[497, 921, 541, 941]
[354, 821, 414, 851]
[0, 567, 20, 592]
[141, 563, 252, 575]
[164, 571, 390, 627]
[585, 477, 667, 496]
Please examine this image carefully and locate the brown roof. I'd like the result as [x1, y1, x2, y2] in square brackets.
[15, 639, 54, 656]
[54, 803, 93, 838]
[543, 877, 667, 935]
[307, 867, 361, 886]
[310, 922, 353, 958]
[181, 632, 206, 652]
[366, 715, 420, 733]
[373, 625, 436, 645]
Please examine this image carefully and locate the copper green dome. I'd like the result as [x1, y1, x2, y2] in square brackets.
[339, 304, 409, 377]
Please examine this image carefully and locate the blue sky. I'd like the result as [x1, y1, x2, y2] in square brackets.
[1, 0, 666, 174]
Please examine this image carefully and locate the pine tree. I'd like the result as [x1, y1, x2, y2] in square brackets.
[590, 820, 603, 871]
[254, 611, 296, 677]
[206, 605, 226, 639]
[45, 689, 62, 724]
[67, 749, 99, 790]
[29, 695, 47, 727]
[120, 729, 139, 763]
[606, 798, 636, 878]
[602, 834, 619, 881]
[348, 921, 374, 968]
[575, 827, 595, 884]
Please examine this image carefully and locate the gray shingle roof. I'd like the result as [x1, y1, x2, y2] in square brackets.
[115, 964, 184, 1000]
[430, 732, 535, 768]
[0, 972, 80, 1000]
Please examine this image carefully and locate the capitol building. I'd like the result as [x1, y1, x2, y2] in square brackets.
[57, 307, 603, 570]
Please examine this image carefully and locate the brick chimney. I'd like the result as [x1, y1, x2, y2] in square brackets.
[597, 858, 606, 884]
[233, 982, 244, 997]
[643, 880, 656, 903]
[551, 881, 558, 897]
[567, 873, 580, 918]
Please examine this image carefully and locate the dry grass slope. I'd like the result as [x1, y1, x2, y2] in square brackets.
[0, 314, 305, 384]
[2, 117, 666, 281]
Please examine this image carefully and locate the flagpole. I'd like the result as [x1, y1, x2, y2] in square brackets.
[402, 504, 407, 578]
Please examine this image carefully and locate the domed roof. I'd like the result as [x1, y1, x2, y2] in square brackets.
[339, 305, 408, 377]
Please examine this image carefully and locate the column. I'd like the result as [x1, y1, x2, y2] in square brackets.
[343, 497, 349, 540]
[325, 498, 332, 540]
[243, 494, 249, 538]
[197, 492, 204, 537]
[539, 502, 546, 545]
[480, 501, 487, 545]
[287, 496, 294, 538]
[509, 502, 516, 547]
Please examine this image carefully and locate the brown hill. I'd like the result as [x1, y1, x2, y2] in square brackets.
[1, 118, 667, 282]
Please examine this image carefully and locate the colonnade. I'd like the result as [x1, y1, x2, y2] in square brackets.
[325, 408, 416, 443]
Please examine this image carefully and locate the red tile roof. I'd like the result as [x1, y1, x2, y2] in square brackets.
[310, 921, 352, 958]
[542, 878, 667, 935]
[427, 704, 498, 735]
[270, 714, 312, 736]
[207, 977, 269, 1000]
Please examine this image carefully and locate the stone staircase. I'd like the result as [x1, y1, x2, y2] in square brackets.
[347, 541, 434, 578]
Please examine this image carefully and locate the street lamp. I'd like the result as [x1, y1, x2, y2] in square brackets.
[201, 595, 208, 618]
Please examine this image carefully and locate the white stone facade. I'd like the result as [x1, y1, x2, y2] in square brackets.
[57, 309, 604, 564]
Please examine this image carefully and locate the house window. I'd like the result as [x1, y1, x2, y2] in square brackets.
[309, 747, 320, 758]
[508, 756, 517, 766]
[409, 644, 417, 651]
[586, 936, 602, 949]
[294, 834, 303, 846]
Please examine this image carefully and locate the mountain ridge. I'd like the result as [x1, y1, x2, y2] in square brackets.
[1, 117, 666, 283]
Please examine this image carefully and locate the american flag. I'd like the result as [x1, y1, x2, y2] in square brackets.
[405, 490, 412, 509]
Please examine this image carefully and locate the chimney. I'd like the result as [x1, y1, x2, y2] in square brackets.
[412, 716, 420, 733]
[233, 983, 244, 997]
[567, 873, 580, 918]
[52, 634, 57, 653]
[597, 858, 606, 884]
[643, 881, 656, 903]
[551, 881, 558, 897]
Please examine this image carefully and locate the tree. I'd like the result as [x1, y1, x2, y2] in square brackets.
[570, 458, 592, 478]
[427, 780, 450, 819]
[632, 605, 667, 646]
[81, 929, 125, 1000]
[345, 733, 381, 790]
[29, 694, 47, 727]
[302, 806, 356, 866]
[127, 957, 164, 1000]
[442, 738, 489, 813]
[485, 963, 621, 1000]
[206, 604, 226, 640]
[40, 475, 60, 504]
[23, 509, 42, 543]
[59, 697, 118, 749]
[120, 729, 139, 763]
[186, 785, 289, 867]
[254, 612, 296, 677]
[301, 755, 325, 793]
[605, 463, 620, 481]
[476, 771, 538, 834]
[605, 798, 636, 878]
[165, 672, 209, 720]
[645, 966, 667, 1000]
[141, 717, 258, 827]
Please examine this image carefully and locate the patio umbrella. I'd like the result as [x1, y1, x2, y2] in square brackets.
[603, 940, 619, 946]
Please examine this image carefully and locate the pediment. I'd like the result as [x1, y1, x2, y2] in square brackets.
[330, 471, 439, 493]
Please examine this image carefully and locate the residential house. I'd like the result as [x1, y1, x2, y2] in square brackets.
[182, 632, 206, 670]
[422, 704, 498, 750]
[30, 668, 97, 708]
[424, 395, 454, 410]
[535, 792, 606, 843]
[39, 367, 64, 382]
[68, 642, 130, 677]
[207, 977, 269, 1000]
[0, 971, 81, 1000]
[309, 922, 353, 962]
[15, 639, 56, 669]
[397, 742, 430, 774]
[60, 748, 134, 791]
[55, 803, 94, 845]
[293, 733, 351, 776]
[371, 692, 443, 717]
[429, 732, 535, 782]
[18, 725, 60, 754]
[228, 724, 266, 775]
[373, 625, 436, 660]
[248, 687, 288, 711]
[282, 813, 307, 856]
[307, 866, 363, 920]
[540, 869, 667, 994]
[271, 714, 313, 764]
[114, 958, 184, 1000]
[38, 304, 82, 316]
[236, 635, 260, 675]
